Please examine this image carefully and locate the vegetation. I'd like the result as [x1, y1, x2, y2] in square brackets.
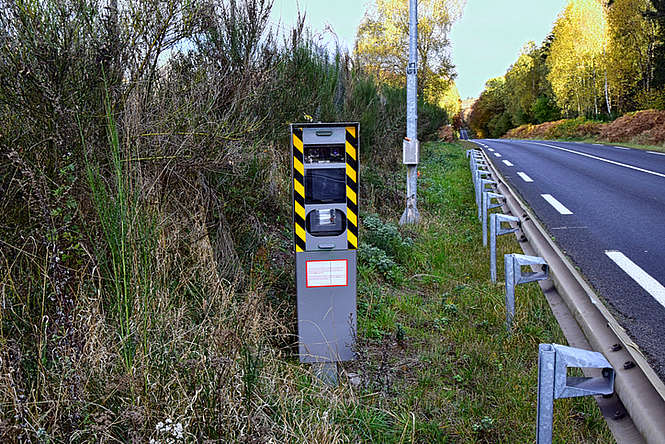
[355, 0, 465, 116]
[470, 0, 665, 138]
[505, 109, 665, 150]
[351, 142, 612, 442]
[0, 0, 613, 441]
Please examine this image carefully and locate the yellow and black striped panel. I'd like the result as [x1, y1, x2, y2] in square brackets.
[345, 125, 359, 250]
[292, 127, 306, 253]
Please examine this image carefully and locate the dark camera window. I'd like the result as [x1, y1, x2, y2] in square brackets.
[306, 209, 347, 237]
[305, 168, 346, 204]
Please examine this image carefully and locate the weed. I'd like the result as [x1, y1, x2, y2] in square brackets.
[472, 415, 495, 432]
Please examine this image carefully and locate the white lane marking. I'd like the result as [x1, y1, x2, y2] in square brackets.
[605, 251, 665, 308]
[614, 146, 630, 150]
[488, 148, 495, 152]
[541, 194, 573, 215]
[494, 153, 502, 157]
[503, 160, 514, 166]
[517, 172, 533, 183]
[593, 143, 604, 146]
[532, 142, 665, 179]
[647, 151, 665, 156]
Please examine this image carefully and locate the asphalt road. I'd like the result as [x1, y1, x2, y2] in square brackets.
[473, 138, 665, 380]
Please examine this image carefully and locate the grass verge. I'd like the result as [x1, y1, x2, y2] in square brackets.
[552, 138, 665, 153]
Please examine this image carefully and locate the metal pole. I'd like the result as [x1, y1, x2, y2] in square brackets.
[482, 192, 489, 246]
[505, 254, 515, 333]
[490, 214, 498, 282]
[536, 344, 556, 444]
[400, 0, 419, 225]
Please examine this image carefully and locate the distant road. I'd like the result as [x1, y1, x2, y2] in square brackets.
[473, 138, 665, 380]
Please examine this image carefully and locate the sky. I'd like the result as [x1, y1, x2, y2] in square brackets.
[270, 0, 568, 99]
[450, 0, 567, 99]
[269, 0, 371, 52]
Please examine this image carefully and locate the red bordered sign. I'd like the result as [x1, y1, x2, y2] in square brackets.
[305, 259, 348, 288]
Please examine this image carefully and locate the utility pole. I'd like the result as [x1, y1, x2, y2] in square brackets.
[400, 0, 420, 225]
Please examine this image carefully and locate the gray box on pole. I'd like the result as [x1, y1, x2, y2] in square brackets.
[291, 123, 359, 364]
[403, 138, 420, 165]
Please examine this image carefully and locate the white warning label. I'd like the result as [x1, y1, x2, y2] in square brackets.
[306, 259, 348, 288]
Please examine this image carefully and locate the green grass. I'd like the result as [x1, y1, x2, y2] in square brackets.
[570, 138, 665, 153]
[344, 141, 613, 442]
[83, 93, 158, 372]
[516, 135, 665, 153]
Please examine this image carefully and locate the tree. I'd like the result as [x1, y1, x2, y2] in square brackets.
[547, 0, 609, 118]
[503, 42, 555, 125]
[469, 77, 509, 138]
[644, 0, 665, 90]
[354, 0, 466, 103]
[606, 0, 658, 111]
[438, 81, 461, 118]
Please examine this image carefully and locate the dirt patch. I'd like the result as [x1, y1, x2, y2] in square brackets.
[438, 124, 457, 142]
[504, 110, 665, 147]
[599, 110, 665, 145]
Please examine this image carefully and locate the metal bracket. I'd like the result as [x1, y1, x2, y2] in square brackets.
[504, 253, 549, 332]
[406, 62, 417, 75]
[490, 214, 520, 283]
[470, 154, 487, 172]
[477, 179, 496, 221]
[482, 192, 504, 246]
[537, 344, 615, 443]
[473, 170, 491, 208]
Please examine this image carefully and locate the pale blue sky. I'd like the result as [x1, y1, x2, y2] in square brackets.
[270, 0, 567, 99]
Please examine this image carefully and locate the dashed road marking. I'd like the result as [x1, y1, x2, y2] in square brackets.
[532, 142, 665, 179]
[647, 151, 665, 156]
[488, 148, 495, 152]
[503, 160, 514, 166]
[605, 251, 665, 309]
[494, 152, 502, 157]
[541, 194, 573, 215]
[517, 172, 533, 183]
[614, 146, 630, 150]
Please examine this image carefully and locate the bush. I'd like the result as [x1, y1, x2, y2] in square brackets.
[361, 213, 413, 259]
[599, 109, 665, 144]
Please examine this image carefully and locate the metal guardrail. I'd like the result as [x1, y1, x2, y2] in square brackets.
[537, 344, 615, 444]
[473, 170, 491, 209]
[504, 253, 549, 332]
[476, 179, 496, 221]
[490, 213, 520, 283]
[482, 191, 503, 246]
[467, 142, 665, 443]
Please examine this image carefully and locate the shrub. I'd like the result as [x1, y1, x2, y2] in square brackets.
[361, 213, 413, 259]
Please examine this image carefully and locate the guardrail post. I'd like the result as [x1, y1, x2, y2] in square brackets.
[482, 192, 504, 246]
[471, 156, 485, 173]
[473, 170, 491, 208]
[537, 344, 615, 444]
[490, 214, 520, 282]
[477, 179, 496, 220]
[504, 254, 549, 332]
